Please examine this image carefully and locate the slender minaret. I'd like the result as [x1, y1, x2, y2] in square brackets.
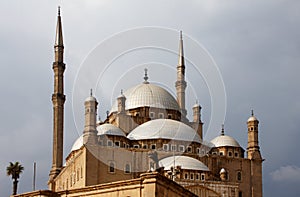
[83, 90, 98, 145]
[49, 7, 66, 186]
[192, 101, 203, 139]
[247, 110, 261, 159]
[175, 31, 187, 119]
[247, 110, 263, 197]
[117, 89, 126, 113]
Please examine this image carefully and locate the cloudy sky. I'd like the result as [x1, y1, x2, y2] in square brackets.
[1, 0, 300, 196]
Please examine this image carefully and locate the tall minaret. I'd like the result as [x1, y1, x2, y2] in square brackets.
[175, 31, 187, 119]
[49, 7, 66, 187]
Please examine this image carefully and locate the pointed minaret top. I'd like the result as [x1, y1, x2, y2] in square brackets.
[178, 31, 184, 66]
[55, 6, 63, 47]
[58, 6, 61, 16]
[143, 68, 149, 84]
[221, 124, 225, 136]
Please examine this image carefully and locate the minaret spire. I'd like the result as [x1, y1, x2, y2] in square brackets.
[178, 31, 184, 67]
[58, 6, 60, 16]
[55, 6, 63, 50]
[49, 6, 66, 189]
[175, 31, 187, 119]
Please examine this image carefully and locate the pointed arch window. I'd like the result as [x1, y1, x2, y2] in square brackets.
[109, 161, 115, 173]
[237, 171, 242, 181]
[125, 164, 131, 174]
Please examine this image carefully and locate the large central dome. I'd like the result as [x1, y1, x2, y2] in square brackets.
[110, 82, 180, 113]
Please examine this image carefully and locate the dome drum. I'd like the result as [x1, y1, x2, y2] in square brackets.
[126, 107, 181, 121]
[129, 139, 203, 154]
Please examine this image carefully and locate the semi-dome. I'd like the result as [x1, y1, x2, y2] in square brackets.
[110, 83, 180, 113]
[210, 135, 240, 147]
[127, 119, 201, 143]
[159, 155, 209, 171]
[97, 123, 126, 137]
[71, 135, 83, 152]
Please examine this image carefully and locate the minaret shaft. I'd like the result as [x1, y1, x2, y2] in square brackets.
[49, 8, 66, 187]
[83, 96, 98, 145]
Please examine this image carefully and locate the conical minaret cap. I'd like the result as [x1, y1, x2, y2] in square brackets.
[55, 6, 64, 47]
[178, 31, 185, 66]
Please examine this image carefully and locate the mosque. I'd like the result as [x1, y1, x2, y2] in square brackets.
[14, 8, 263, 197]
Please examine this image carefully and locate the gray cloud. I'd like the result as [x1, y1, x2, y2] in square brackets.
[270, 165, 300, 182]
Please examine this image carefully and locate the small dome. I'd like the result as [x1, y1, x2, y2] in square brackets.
[117, 94, 126, 99]
[247, 116, 258, 122]
[97, 124, 126, 137]
[110, 83, 179, 113]
[211, 135, 240, 148]
[193, 103, 200, 108]
[71, 135, 83, 152]
[220, 168, 226, 174]
[85, 96, 96, 102]
[127, 119, 201, 143]
[159, 155, 209, 171]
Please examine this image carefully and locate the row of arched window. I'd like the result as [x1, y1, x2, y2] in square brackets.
[108, 161, 131, 174]
[59, 166, 83, 190]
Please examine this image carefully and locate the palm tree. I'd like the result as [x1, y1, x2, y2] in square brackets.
[6, 162, 24, 195]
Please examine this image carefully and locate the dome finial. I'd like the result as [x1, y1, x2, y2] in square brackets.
[121, 89, 123, 95]
[58, 6, 61, 16]
[143, 68, 149, 84]
[251, 109, 254, 116]
[90, 89, 93, 97]
[221, 124, 225, 136]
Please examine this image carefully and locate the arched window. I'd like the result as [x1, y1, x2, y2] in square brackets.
[107, 140, 113, 147]
[149, 112, 155, 118]
[142, 144, 148, 149]
[187, 146, 192, 153]
[151, 144, 156, 150]
[234, 152, 239, 157]
[163, 144, 168, 151]
[125, 164, 131, 174]
[237, 171, 242, 181]
[109, 162, 115, 173]
[239, 191, 243, 197]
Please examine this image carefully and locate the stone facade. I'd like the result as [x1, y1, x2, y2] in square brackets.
[13, 173, 197, 197]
